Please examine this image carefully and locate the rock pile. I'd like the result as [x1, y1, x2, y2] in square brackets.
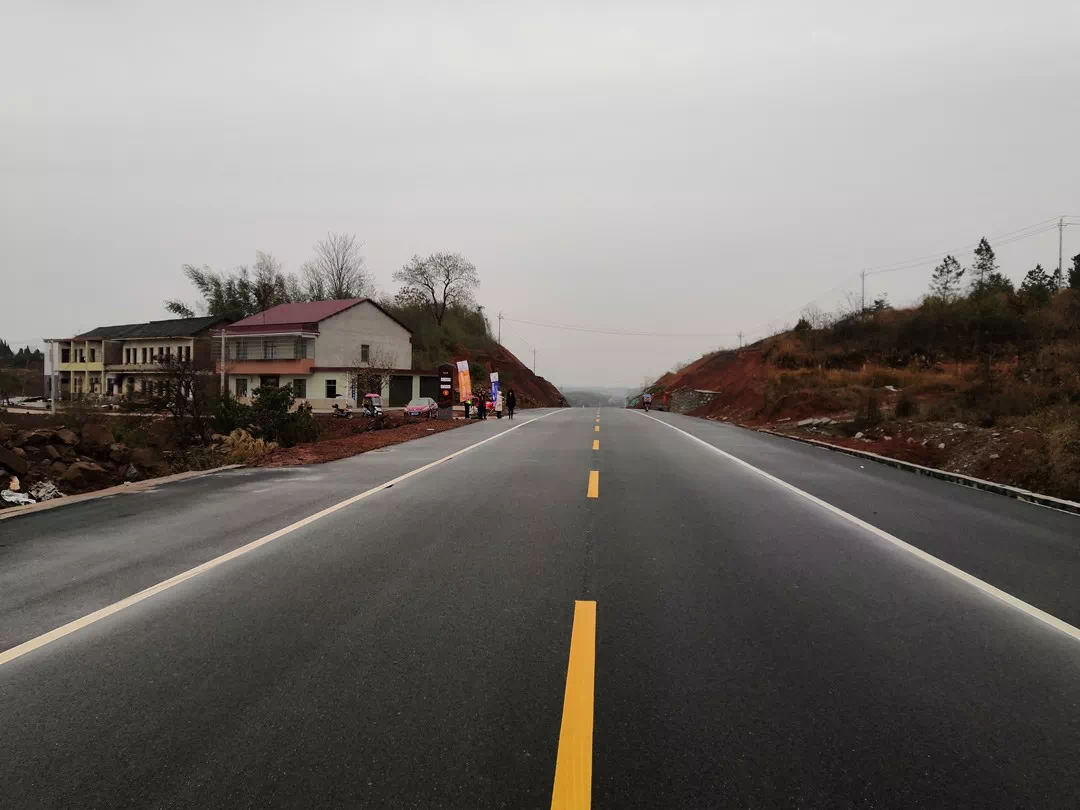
[0, 422, 170, 505]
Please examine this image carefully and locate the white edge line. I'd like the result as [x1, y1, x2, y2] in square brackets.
[637, 411, 1080, 643]
[0, 411, 563, 668]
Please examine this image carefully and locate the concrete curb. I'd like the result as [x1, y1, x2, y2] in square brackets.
[751, 427, 1080, 517]
[0, 465, 244, 521]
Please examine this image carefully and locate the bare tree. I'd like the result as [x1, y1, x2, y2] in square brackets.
[349, 344, 398, 401]
[145, 355, 217, 448]
[306, 232, 371, 300]
[392, 253, 480, 326]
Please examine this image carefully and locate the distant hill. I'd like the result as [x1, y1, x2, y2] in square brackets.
[638, 286, 1080, 500]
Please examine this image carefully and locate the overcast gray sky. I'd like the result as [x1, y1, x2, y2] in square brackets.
[3, 1, 1078, 388]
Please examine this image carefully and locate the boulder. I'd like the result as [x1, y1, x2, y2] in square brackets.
[0, 423, 13, 443]
[50, 461, 68, 477]
[60, 461, 111, 491]
[23, 429, 54, 446]
[61, 447, 77, 462]
[797, 418, 815, 427]
[11, 432, 27, 448]
[12, 447, 26, 457]
[130, 447, 169, 476]
[79, 423, 115, 454]
[124, 463, 140, 482]
[937, 442, 946, 450]
[55, 428, 79, 446]
[46, 444, 62, 460]
[0, 445, 29, 477]
[109, 443, 131, 465]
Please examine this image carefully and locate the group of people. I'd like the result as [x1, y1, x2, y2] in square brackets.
[469, 388, 517, 420]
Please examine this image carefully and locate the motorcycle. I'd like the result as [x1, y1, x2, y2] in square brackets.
[331, 401, 354, 419]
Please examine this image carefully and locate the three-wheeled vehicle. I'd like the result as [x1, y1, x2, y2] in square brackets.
[362, 393, 383, 417]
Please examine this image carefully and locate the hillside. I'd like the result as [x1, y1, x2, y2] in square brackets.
[638, 286, 1080, 501]
[457, 342, 567, 409]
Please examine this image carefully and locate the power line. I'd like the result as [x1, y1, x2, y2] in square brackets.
[502, 316, 742, 339]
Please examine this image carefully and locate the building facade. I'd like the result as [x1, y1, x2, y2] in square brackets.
[47, 316, 230, 400]
[220, 298, 435, 408]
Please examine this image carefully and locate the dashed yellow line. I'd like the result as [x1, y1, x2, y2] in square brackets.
[594, 425, 599, 433]
[587, 470, 599, 498]
[592, 439, 599, 451]
[550, 600, 596, 810]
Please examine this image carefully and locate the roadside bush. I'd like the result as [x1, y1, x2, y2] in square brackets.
[213, 428, 278, 463]
[857, 390, 881, 425]
[214, 393, 252, 435]
[895, 392, 917, 418]
[248, 384, 319, 448]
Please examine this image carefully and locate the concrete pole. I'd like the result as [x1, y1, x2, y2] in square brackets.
[50, 341, 57, 414]
[219, 330, 227, 395]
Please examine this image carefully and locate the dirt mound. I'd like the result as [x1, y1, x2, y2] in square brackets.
[264, 417, 467, 466]
[651, 349, 769, 421]
[458, 343, 567, 409]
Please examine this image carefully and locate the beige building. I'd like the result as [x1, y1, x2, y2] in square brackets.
[220, 298, 439, 408]
[47, 316, 230, 400]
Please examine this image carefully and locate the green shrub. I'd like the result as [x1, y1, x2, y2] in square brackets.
[214, 393, 252, 435]
[895, 392, 917, 418]
[248, 385, 319, 447]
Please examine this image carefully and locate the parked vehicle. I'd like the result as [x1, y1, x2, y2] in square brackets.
[331, 399, 353, 419]
[361, 393, 383, 417]
[404, 396, 438, 420]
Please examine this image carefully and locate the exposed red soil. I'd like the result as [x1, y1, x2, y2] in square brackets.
[456, 344, 567, 409]
[262, 416, 470, 466]
[645, 347, 1073, 499]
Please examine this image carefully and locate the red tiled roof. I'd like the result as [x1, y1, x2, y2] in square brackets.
[228, 299, 367, 329]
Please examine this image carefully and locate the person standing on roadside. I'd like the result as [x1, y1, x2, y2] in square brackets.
[477, 389, 487, 419]
[507, 389, 516, 420]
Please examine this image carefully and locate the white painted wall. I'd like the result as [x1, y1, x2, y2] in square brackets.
[314, 302, 411, 369]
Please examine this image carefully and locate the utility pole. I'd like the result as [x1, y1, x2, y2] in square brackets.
[219, 330, 226, 395]
[50, 341, 57, 415]
[532, 349, 536, 373]
[1060, 217, 1066, 280]
[498, 312, 503, 345]
[737, 331, 744, 348]
[860, 270, 867, 313]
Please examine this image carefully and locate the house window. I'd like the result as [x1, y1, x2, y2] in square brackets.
[78, 349, 85, 363]
[235, 378, 248, 397]
[90, 348, 96, 362]
[361, 344, 370, 363]
[264, 341, 276, 360]
[325, 379, 337, 398]
[259, 375, 279, 389]
[184, 345, 191, 361]
[61, 348, 70, 363]
[292, 378, 307, 399]
[232, 341, 247, 360]
[140, 347, 146, 363]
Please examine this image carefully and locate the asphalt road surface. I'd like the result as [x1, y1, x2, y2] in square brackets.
[2, 407, 1079, 808]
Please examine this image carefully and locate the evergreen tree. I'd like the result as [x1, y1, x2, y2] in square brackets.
[1069, 253, 1080, 291]
[929, 255, 964, 300]
[1019, 264, 1055, 306]
[969, 237, 1014, 296]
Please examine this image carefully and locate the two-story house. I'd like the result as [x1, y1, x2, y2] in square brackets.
[220, 298, 435, 408]
[47, 316, 231, 400]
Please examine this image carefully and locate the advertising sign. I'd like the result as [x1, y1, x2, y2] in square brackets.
[489, 371, 499, 408]
[456, 360, 472, 403]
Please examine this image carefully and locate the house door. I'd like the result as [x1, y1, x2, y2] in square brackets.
[389, 375, 412, 407]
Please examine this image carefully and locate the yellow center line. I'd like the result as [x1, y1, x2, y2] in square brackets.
[586, 470, 599, 498]
[594, 425, 599, 433]
[592, 439, 599, 450]
[550, 600, 596, 810]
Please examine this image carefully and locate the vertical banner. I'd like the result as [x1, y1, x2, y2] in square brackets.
[456, 360, 472, 403]
[489, 371, 499, 408]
